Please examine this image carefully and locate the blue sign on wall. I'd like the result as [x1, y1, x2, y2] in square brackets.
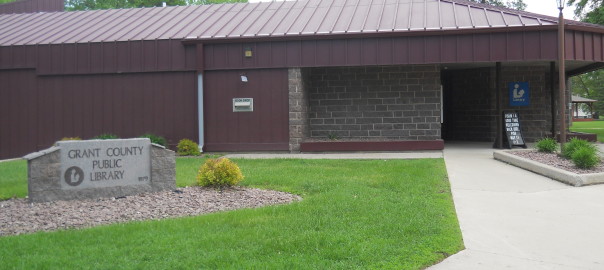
[509, 82, 530, 106]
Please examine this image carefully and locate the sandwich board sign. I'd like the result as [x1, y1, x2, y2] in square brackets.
[503, 111, 527, 149]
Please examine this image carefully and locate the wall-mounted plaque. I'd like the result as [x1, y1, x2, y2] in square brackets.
[233, 98, 253, 112]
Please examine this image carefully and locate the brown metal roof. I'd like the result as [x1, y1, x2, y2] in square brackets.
[572, 95, 598, 103]
[0, 0, 598, 46]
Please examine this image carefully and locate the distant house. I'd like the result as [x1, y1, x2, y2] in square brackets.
[2, 0, 604, 159]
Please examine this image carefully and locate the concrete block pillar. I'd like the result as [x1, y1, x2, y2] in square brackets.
[288, 68, 310, 152]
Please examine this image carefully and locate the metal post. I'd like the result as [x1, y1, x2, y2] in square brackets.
[550, 62, 556, 136]
[496, 62, 502, 149]
[558, 6, 566, 146]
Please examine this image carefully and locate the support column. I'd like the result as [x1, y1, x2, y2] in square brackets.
[288, 68, 309, 152]
[558, 9, 567, 145]
[495, 62, 502, 149]
[550, 62, 556, 137]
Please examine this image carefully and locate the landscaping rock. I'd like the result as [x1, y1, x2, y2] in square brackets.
[0, 187, 301, 236]
[510, 150, 604, 174]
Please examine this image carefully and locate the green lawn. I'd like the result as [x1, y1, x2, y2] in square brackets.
[0, 158, 463, 269]
[0, 159, 27, 200]
[570, 120, 604, 142]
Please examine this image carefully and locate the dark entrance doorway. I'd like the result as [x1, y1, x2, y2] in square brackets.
[440, 68, 495, 141]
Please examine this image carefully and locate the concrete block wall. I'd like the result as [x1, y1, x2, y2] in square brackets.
[498, 66, 554, 141]
[306, 65, 442, 141]
[288, 68, 310, 152]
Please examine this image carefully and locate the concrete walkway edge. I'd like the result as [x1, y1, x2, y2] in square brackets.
[430, 142, 604, 270]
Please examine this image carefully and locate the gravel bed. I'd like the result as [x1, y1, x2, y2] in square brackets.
[0, 187, 301, 236]
[510, 150, 604, 174]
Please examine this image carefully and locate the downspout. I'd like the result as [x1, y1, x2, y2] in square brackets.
[196, 43, 205, 152]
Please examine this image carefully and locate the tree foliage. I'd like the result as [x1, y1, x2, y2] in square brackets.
[571, 70, 604, 116]
[569, 0, 604, 24]
[469, 0, 527, 10]
[66, 0, 246, 11]
[567, 1, 604, 117]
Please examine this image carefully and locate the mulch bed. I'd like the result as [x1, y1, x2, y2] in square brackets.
[0, 186, 301, 236]
[509, 150, 604, 174]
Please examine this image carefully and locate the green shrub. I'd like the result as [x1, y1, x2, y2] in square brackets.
[54, 137, 82, 146]
[92, 133, 119, 140]
[196, 158, 243, 187]
[176, 139, 200, 156]
[60, 137, 81, 141]
[535, 137, 558, 153]
[140, 133, 167, 147]
[571, 146, 601, 169]
[562, 138, 596, 159]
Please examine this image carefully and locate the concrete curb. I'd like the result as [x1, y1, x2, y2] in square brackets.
[493, 150, 604, 187]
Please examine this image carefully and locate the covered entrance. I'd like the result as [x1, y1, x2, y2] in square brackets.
[441, 63, 558, 144]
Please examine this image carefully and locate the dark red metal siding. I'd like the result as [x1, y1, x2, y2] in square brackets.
[0, 69, 36, 159]
[0, 41, 196, 75]
[0, 70, 197, 159]
[203, 30, 604, 70]
[204, 69, 289, 151]
[0, 0, 63, 14]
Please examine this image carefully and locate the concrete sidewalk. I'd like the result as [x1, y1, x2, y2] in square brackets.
[431, 142, 604, 270]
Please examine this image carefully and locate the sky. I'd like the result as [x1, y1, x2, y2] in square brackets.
[249, 0, 579, 20]
[523, 0, 576, 19]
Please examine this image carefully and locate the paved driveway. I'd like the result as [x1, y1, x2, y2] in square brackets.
[431, 142, 604, 270]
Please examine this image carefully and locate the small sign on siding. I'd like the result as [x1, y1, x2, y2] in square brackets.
[233, 98, 254, 112]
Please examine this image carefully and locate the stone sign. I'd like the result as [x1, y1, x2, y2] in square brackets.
[58, 139, 151, 189]
[25, 138, 175, 203]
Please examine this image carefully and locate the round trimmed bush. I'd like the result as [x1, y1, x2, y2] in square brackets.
[176, 139, 200, 156]
[535, 137, 557, 153]
[140, 133, 167, 147]
[196, 158, 243, 187]
[571, 146, 601, 169]
[562, 138, 595, 159]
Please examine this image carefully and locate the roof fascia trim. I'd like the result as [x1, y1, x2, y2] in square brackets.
[181, 25, 561, 45]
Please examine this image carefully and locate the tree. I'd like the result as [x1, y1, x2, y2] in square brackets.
[569, 0, 604, 24]
[567, 0, 604, 117]
[469, 0, 527, 10]
[66, 0, 246, 11]
[571, 70, 604, 116]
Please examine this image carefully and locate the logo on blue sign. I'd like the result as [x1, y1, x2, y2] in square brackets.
[509, 82, 529, 106]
